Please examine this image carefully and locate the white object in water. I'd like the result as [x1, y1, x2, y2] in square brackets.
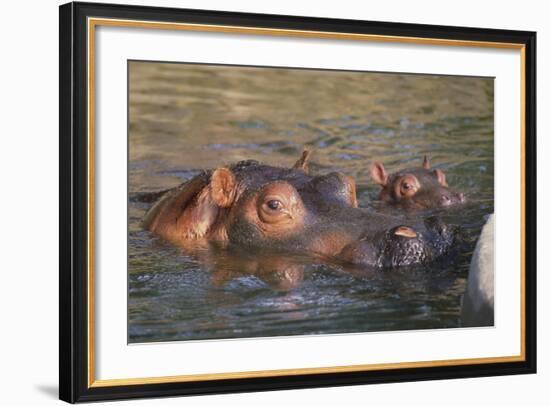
[461, 214, 494, 327]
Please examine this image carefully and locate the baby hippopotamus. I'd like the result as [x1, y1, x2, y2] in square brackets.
[144, 151, 456, 269]
[370, 156, 465, 209]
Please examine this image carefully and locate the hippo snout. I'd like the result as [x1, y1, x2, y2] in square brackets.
[441, 191, 466, 206]
[339, 218, 456, 269]
[380, 225, 431, 267]
[339, 225, 427, 268]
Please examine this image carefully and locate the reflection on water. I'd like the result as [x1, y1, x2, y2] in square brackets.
[128, 61, 494, 343]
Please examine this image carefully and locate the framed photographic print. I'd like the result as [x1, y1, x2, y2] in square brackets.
[59, 1, 537, 403]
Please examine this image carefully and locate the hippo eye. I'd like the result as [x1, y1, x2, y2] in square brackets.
[266, 199, 282, 210]
[402, 183, 411, 190]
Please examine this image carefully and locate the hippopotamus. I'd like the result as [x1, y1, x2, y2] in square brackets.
[143, 151, 456, 269]
[370, 156, 465, 209]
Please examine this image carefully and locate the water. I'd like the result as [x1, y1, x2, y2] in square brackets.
[128, 61, 494, 343]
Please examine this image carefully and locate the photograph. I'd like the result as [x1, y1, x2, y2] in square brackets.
[127, 61, 495, 344]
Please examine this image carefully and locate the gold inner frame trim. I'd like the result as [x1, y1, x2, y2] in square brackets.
[87, 17, 527, 388]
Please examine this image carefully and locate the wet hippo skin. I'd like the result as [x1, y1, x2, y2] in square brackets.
[143, 152, 456, 269]
[370, 156, 466, 209]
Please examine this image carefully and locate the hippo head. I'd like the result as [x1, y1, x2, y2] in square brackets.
[370, 156, 465, 209]
[144, 152, 455, 269]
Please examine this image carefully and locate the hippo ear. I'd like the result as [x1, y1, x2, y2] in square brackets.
[422, 155, 431, 169]
[144, 172, 219, 240]
[370, 161, 388, 187]
[434, 168, 448, 187]
[293, 150, 311, 173]
[210, 168, 237, 207]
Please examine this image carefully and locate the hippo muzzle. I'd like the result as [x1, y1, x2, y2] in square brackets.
[337, 217, 456, 269]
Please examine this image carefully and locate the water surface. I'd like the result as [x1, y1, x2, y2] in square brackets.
[128, 61, 494, 343]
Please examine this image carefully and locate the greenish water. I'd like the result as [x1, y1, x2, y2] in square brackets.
[128, 61, 494, 343]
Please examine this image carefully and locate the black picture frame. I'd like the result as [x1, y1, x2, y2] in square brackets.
[59, 1, 537, 403]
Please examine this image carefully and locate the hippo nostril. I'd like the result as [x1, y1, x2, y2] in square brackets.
[394, 226, 417, 238]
